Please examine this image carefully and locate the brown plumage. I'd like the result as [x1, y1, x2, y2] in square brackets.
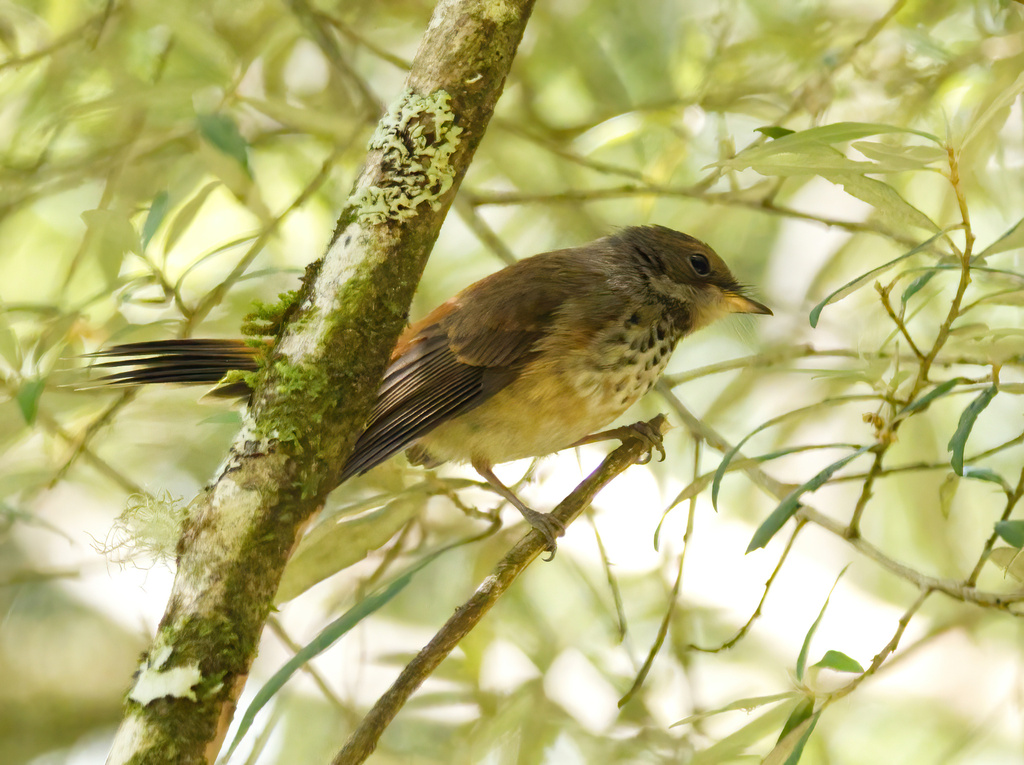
[90, 226, 771, 549]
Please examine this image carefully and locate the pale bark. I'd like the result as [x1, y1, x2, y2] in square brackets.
[106, 1, 537, 761]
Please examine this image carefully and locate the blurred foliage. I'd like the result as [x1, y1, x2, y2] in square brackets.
[2, 0, 1024, 763]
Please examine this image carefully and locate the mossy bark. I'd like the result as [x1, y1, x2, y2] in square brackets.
[106, 1, 537, 762]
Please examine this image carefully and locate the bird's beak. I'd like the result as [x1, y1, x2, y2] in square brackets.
[723, 292, 773, 316]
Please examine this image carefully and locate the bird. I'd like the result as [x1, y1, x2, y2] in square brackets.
[90, 225, 771, 551]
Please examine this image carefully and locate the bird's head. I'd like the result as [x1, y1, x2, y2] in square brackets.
[612, 225, 772, 330]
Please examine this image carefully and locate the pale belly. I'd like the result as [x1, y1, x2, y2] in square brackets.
[411, 322, 677, 467]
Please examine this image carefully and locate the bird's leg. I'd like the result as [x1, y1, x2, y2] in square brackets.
[472, 460, 564, 557]
[568, 415, 668, 465]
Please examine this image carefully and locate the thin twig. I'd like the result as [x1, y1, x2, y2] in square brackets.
[332, 416, 668, 765]
[655, 386, 1024, 611]
[688, 519, 807, 653]
[824, 589, 930, 705]
[619, 438, 703, 707]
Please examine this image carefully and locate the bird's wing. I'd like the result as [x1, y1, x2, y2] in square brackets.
[339, 254, 576, 480]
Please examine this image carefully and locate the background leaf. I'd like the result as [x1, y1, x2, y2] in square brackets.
[748, 448, 872, 552]
[196, 113, 252, 176]
[947, 386, 998, 474]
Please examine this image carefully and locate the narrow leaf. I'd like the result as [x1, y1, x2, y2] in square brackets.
[778, 712, 820, 765]
[809, 229, 953, 327]
[671, 691, 799, 727]
[15, 378, 45, 424]
[689, 702, 796, 765]
[947, 386, 997, 474]
[938, 473, 959, 518]
[224, 549, 446, 759]
[734, 123, 941, 167]
[961, 467, 1009, 490]
[821, 171, 939, 233]
[725, 144, 878, 177]
[978, 214, 1024, 260]
[198, 411, 242, 426]
[141, 191, 170, 250]
[197, 113, 251, 175]
[896, 377, 962, 418]
[756, 126, 796, 139]
[962, 70, 1024, 149]
[164, 181, 220, 254]
[987, 547, 1024, 583]
[813, 650, 863, 673]
[796, 566, 848, 681]
[748, 448, 872, 552]
[712, 428, 760, 510]
[995, 520, 1024, 548]
[901, 270, 938, 305]
[779, 697, 815, 741]
[851, 141, 946, 170]
[704, 442, 866, 520]
[276, 493, 424, 602]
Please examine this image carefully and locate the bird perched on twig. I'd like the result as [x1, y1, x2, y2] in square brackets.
[90, 225, 771, 551]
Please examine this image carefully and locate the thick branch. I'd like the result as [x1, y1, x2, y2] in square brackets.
[106, 1, 537, 762]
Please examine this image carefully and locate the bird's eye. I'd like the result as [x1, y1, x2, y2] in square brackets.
[690, 253, 711, 276]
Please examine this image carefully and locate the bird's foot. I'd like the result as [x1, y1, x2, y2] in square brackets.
[516, 505, 565, 560]
[473, 461, 564, 559]
[621, 418, 668, 464]
[570, 414, 669, 465]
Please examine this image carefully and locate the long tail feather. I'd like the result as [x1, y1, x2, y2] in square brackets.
[87, 339, 262, 397]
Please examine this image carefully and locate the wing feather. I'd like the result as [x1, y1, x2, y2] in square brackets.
[339, 250, 588, 479]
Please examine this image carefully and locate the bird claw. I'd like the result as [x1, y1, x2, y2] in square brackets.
[622, 419, 667, 464]
[518, 506, 564, 560]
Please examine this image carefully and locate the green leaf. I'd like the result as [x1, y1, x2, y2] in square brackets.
[978, 215, 1024, 260]
[779, 697, 815, 741]
[737, 122, 940, 158]
[947, 386, 997, 474]
[813, 650, 863, 673]
[756, 126, 796, 139]
[672, 692, 800, 727]
[196, 113, 251, 175]
[164, 181, 220, 254]
[689, 701, 796, 765]
[901, 269, 938, 305]
[80, 209, 139, 290]
[772, 710, 820, 765]
[809, 228, 954, 327]
[962, 69, 1024, 149]
[939, 472, 959, 518]
[712, 426, 762, 510]
[796, 566, 848, 681]
[198, 411, 242, 426]
[723, 123, 941, 177]
[896, 377, 963, 418]
[704, 442, 863, 519]
[995, 520, 1024, 549]
[820, 171, 939, 233]
[141, 191, 170, 250]
[748, 447, 872, 553]
[15, 378, 45, 424]
[724, 143, 879, 177]
[961, 467, 1009, 490]
[851, 141, 946, 170]
[225, 548, 447, 760]
[987, 547, 1024, 583]
[275, 492, 425, 603]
